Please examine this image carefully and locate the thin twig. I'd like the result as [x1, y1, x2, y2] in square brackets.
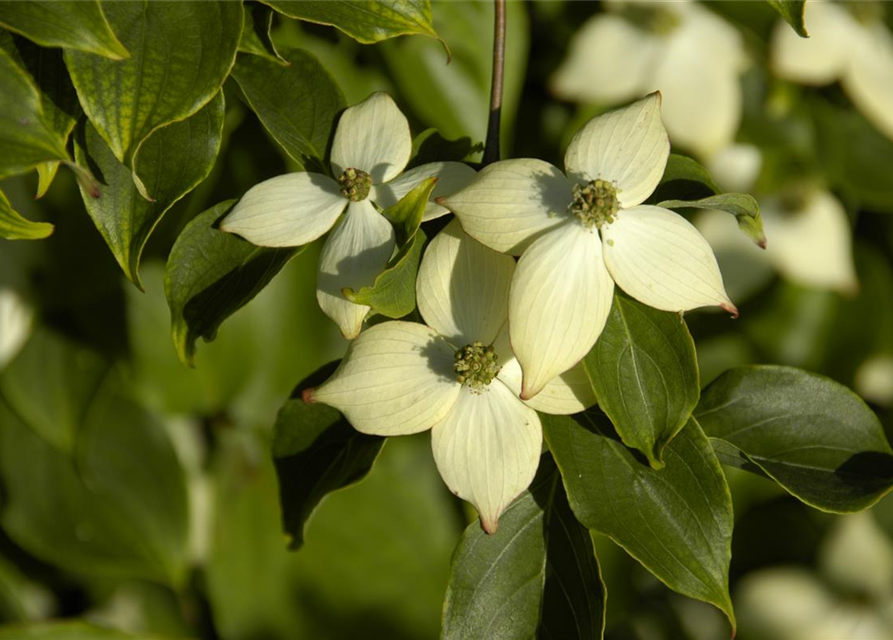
[483, 0, 506, 166]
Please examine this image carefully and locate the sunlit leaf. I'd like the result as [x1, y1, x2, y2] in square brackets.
[659, 193, 766, 248]
[0, 188, 53, 240]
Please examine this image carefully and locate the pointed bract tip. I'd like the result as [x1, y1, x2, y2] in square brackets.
[434, 195, 448, 206]
[481, 517, 499, 535]
[649, 90, 663, 104]
[721, 302, 739, 319]
[757, 237, 768, 250]
[302, 387, 317, 404]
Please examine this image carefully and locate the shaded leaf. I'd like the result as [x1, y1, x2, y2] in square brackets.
[0, 188, 53, 240]
[263, 0, 439, 44]
[164, 200, 298, 367]
[767, 0, 808, 38]
[544, 413, 735, 630]
[0, 1, 128, 59]
[238, 3, 288, 64]
[442, 457, 606, 640]
[651, 153, 720, 203]
[659, 193, 766, 248]
[272, 361, 385, 549]
[582, 293, 699, 469]
[409, 127, 481, 168]
[696, 365, 893, 512]
[231, 47, 345, 170]
[64, 0, 241, 165]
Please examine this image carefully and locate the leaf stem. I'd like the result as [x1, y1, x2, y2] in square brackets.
[483, 0, 506, 166]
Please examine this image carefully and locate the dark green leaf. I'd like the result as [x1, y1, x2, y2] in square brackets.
[442, 458, 606, 640]
[64, 0, 241, 165]
[583, 293, 699, 469]
[262, 0, 439, 44]
[658, 193, 766, 249]
[0, 188, 53, 240]
[651, 154, 720, 203]
[695, 366, 893, 512]
[272, 361, 385, 549]
[767, 0, 808, 37]
[409, 127, 481, 168]
[238, 3, 288, 64]
[231, 47, 345, 170]
[544, 413, 735, 630]
[0, 339, 189, 585]
[0, 44, 69, 178]
[0, 1, 128, 59]
[164, 200, 298, 366]
[74, 93, 225, 287]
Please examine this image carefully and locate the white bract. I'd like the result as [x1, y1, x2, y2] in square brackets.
[442, 94, 735, 399]
[772, 1, 893, 142]
[697, 188, 858, 295]
[310, 220, 596, 533]
[551, 0, 747, 158]
[0, 288, 33, 371]
[219, 92, 475, 339]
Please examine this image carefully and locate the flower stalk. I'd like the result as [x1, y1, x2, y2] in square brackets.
[483, 0, 506, 166]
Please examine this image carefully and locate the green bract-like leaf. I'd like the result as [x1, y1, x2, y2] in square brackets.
[0, 1, 128, 59]
[651, 153, 720, 203]
[343, 178, 436, 318]
[695, 366, 893, 513]
[0, 44, 69, 178]
[767, 0, 809, 37]
[0, 338, 189, 586]
[238, 3, 288, 64]
[544, 413, 735, 630]
[659, 193, 767, 249]
[262, 0, 438, 44]
[232, 47, 345, 169]
[74, 94, 225, 288]
[64, 0, 241, 165]
[582, 293, 699, 469]
[0, 188, 53, 240]
[442, 458, 605, 640]
[164, 200, 298, 367]
[273, 361, 385, 549]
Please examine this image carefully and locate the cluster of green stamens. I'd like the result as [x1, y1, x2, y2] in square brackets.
[337, 167, 372, 202]
[619, 4, 681, 35]
[454, 341, 500, 392]
[569, 179, 620, 229]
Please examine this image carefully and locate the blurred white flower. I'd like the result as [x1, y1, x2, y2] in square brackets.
[697, 187, 858, 296]
[855, 354, 893, 407]
[772, 0, 893, 141]
[311, 220, 595, 533]
[220, 92, 475, 339]
[0, 288, 33, 371]
[551, 0, 748, 158]
[443, 94, 734, 399]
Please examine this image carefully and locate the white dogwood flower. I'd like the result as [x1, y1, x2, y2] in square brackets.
[310, 220, 596, 533]
[441, 94, 735, 399]
[772, 1, 893, 142]
[551, 0, 747, 158]
[0, 288, 33, 371]
[220, 92, 475, 339]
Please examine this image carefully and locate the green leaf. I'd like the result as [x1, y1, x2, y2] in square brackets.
[0, 1, 129, 59]
[409, 127, 481, 167]
[651, 153, 721, 203]
[767, 0, 809, 37]
[343, 177, 436, 318]
[262, 0, 439, 44]
[582, 293, 699, 469]
[272, 361, 385, 549]
[0, 188, 53, 240]
[164, 200, 298, 367]
[238, 3, 288, 64]
[74, 93, 225, 287]
[544, 413, 735, 630]
[0, 338, 189, 585]
[231, 47, 345, 170]
[379, 0, 528, 152]
[64, 0, 241, 165]
[442, 457, 606, 640]
[695, 366, 893, 512]
[0, 43, 69, 178]
[659, 193, 767, 249]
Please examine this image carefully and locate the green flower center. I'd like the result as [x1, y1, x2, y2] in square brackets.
[337, 168, 372, 202]
[618, 4, 681, 35]
[845, 0, 884, 25]
[454, 341, 500, 392]
[569, 179, 620, 229]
